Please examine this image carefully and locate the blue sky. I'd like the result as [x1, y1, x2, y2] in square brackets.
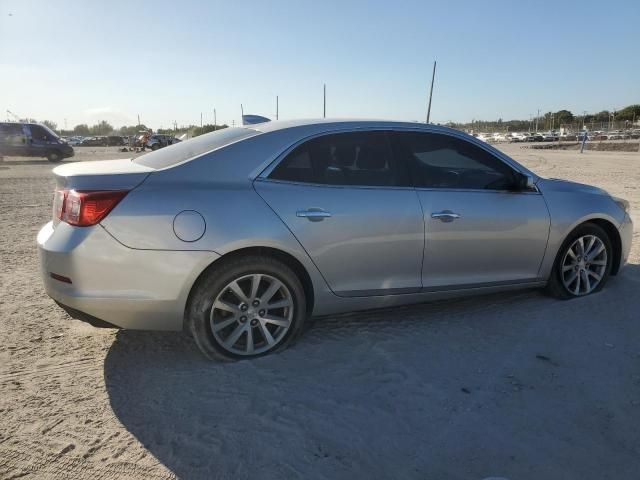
[1, 0, 638, 129]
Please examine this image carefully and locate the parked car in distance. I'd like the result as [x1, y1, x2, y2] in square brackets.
[542, 131, 559, 142]
[67, 136, 85, 146]
[145, 134, 181, 150]
[37, 120, 634, 360]
[80, 136, 108, 147]
[560, 132, 577, 141]
[523, 132, 543, 142]
[509, 132, 528, 142]
[107, 135, 126, 146]
[0, 122, 74, 162]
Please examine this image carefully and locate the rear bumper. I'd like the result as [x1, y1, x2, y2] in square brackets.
[37, 221, 220, 331]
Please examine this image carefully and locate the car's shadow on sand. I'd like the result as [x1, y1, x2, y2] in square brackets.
[104, 265, 640, 480]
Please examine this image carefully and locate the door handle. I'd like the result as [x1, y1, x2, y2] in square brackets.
[296, 209, 332, 222]
[431, 211, 461, 222]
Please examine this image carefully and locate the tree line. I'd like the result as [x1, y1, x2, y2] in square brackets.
[448, 104, 640, 132]
[24, 103, 640, 138]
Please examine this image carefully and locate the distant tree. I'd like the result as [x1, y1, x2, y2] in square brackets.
[89, 120, 113, 135]
[73, 124, 90, 136]
[554, 109, 574, 126]
[119, 124, 152, 136]
[593, 110, 610, 122]
[42, 120, 58, 131]
[615, 104, 640, 122]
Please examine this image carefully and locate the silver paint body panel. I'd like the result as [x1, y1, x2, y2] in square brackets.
[37, 119, 633, 330]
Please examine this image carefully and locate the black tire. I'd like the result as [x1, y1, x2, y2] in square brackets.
[47, 150, 62, 163]
[186, 255, 307, 361]
[546, 222, 613, 299]
[151, 144, 160, 151]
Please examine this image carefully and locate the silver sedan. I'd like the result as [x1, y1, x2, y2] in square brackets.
[37, 119, 633, 360]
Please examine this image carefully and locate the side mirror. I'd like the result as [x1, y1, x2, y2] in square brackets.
[515, 173, 535, 191]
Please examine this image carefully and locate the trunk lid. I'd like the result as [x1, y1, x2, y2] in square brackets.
[52, 158, 153, 190]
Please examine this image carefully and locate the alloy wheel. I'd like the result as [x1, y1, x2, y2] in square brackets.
[210, 274, 294, 355]
[561, 234, 607, 296]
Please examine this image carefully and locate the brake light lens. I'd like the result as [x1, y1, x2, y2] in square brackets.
[53, 189, 128, 226]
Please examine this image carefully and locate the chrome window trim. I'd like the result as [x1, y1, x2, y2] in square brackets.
[256, 125, 540, 194]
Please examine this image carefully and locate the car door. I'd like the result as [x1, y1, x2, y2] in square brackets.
[27, 124, 54, 156]
[390, 131, 550, 289]
[254, 130, 425, 297]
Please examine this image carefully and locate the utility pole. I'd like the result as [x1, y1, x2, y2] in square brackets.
[426, 60, 437, 123]
[137, 114, 141, 126]
[213, 108, 217, 131]
[200, 112, 203, 128]
[276, 96, 279, 120]
[323, 84, 326, 118]
[535, 109, 540, 132]
[241, 104, 244, 125]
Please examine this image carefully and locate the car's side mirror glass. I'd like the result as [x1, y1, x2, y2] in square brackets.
[515, 173, 535, 191]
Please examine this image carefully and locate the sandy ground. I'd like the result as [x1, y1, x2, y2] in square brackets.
[0, 144, 639, 479]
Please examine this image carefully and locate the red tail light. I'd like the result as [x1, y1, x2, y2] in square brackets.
[53, 189, 129, 226]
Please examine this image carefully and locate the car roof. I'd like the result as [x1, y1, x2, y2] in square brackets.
[248, 118, 459, 135]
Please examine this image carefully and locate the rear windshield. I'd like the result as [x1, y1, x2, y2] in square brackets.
[133, 127, 259, 169]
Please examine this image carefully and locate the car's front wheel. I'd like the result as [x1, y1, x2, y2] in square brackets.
[187, 255, 307, 361]
[46, 150, 62, 162]
[547, 223, 613, 299]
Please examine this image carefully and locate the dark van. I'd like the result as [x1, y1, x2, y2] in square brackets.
[0, 122, 74, 162]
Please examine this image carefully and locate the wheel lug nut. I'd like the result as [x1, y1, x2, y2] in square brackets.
[259, 310, 266, 317]
[239, 316, 247, 323]
[252, 300, 260, 307]
[250, 319, 258, 327]
[240, 304, 248, 311]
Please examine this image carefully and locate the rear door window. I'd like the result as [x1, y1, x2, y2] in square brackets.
[269, 131, 409, 187]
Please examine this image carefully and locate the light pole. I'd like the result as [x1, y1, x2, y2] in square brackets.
[213, 108, 217, 131]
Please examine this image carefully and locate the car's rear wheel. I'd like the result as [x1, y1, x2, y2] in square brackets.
[151, 144, 160, 151]
[187, 255, 307, 361]
[47, 150, 62, 163]
[546, 223, 613, 299]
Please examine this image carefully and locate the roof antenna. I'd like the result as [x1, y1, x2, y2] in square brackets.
[426, 60, 437, 123]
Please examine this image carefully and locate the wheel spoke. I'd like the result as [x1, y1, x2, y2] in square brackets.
[577, 237, 585, 256]
[562, 264, 575, 272]
[584, 236, 595, 257]
[224, 323, 246, 348]
[590, 259, 607, 266]
[573, 271, 581, 294]
[212, 315, 238, 332]
[588, 242, 605, 258]
[214, 299, 240, 314]
[259, 320, 276, 346]
[260, 278, 283, 304]
[266, 298, 292, 310]
[587, 270, 601, 281]
[565, 270, 578, 285]
[581, 270, 591, 292]
[261, 314, 290, 328]
[246, 327, 254, 354]
[566, 247, 577, 261]
[228, 280, 249, 303]
[249, 274, 262, 300]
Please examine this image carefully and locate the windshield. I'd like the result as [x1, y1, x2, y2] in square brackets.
[133, 127, 259, 169]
